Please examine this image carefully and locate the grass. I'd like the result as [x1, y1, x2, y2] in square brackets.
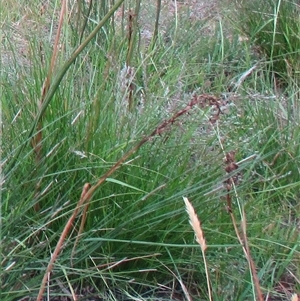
[232, 0, 300, 87]
[1, 0, 300, 300]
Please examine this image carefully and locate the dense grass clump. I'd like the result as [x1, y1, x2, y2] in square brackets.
[1, 1, 300, 300]
[233, 0, 300, 86]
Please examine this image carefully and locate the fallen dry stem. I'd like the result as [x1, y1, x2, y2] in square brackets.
[91, 253, 161, 271]
[36, 94, 205, 301]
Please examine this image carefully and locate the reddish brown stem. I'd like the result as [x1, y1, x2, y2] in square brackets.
[32, 0, 66, 212]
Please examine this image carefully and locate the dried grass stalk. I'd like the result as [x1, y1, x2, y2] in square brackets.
[183, 197, 212, 301]
[183, 197, 207, 252]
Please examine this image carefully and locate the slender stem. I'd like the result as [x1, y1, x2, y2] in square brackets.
[152, 0, 161, 45]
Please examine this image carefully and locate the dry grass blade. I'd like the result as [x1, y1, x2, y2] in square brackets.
[222, 150, 263, 301]
[240, 209, 264, 301]
[158, 260, 192, 301]
[183, 197, 212, 301]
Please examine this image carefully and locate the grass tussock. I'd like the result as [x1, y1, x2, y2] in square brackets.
[1, 0, 300, 300]
[233, 0, 300, 86]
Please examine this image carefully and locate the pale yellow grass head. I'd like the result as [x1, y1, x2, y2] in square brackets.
[183, 197, 207, 252]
